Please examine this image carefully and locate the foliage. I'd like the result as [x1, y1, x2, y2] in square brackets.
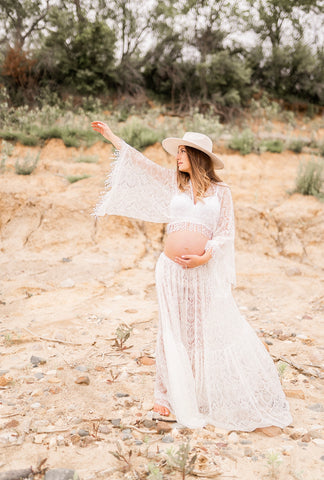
[261, 139, 284, 153]
[66, 174, 90, 184]
[293, 160, 324, 199]
[15, 152, 40, 175]
[74, 155, 98, 163]
[289, 139, 305, 153]
[148, 463, 163, 480]
[265, 450, 282, 479]
[165, 440, 197, 480]
[228, 129, 255, 155]
[113, 323, 133, 350]
[121, 119, 164, 150]
[277, 361, 288, 378]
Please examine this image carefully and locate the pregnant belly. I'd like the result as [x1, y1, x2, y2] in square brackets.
[164, 231, 209, 261]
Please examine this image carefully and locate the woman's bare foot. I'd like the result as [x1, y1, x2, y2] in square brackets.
[153, 403, 170, 416]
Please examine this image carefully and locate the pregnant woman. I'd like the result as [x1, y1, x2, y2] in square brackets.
[91, 121, 292, 432]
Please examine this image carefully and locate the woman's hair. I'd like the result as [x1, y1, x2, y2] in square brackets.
[177, 146, 222, 198]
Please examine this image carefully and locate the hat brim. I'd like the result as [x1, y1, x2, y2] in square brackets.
[162, 137, 224, 169]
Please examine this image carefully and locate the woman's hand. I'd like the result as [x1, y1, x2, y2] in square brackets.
[91, 121, 122, 149]
[174, 248, 212, 269]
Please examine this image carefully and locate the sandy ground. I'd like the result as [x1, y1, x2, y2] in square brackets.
[0, 135, 323, 480]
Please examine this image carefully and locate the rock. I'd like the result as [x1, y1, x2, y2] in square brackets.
[33, 433, 47, 444]
[137, 356, 155, 366]
[320, 455, 324, 461]
[240, 439, 252, 445]
[122, 433, 132, 441]
[244, 447, 253, 457]
[285, 267, 301, 277]
[71, 417, 82, 425]
[45, 469, 79, 480]
[0, 370, 9, 376]
[34, 372, 45, 380]
[30, 355, 46, 366]
[156, 421, 172, 433]
[307, 403, 324, 412]
[46, 370, 57, 376]
[265, 339, 273, 345]
[161, 435, 174, 443]
[301, 433, 311, 442]
[254, 426, 282, 437]
[115, 392, 129, 398]
[125, 309, 138, 314]
[0, 468, 33, 480]
[75, 376, 90, 385]
[111, 418, 121, 427]
[5, 420, 19, 429]
[284, 389, 305, 399]
[60, 278, 75, 288]
[290, 432, 302, 440]
[75, 365, 88, 372]
[135, 440, 143, 445]
[49, 386, 62, 394]
[78, 429, 89, 437]
[0, 376, 12, 386]
[57, 435, 65, 446]
[228, 432, 239, 444]
[31, 402, 42, 409]
[98, 424, 111, 434]
[48, 377, 61, 384]
[142, 419, 156, 429]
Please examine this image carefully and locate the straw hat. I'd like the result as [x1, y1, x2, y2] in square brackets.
[162, 131, 224, 169]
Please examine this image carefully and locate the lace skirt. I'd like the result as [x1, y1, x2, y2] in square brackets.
[154, 252, 293, 431]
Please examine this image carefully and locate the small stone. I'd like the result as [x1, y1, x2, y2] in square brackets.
[75, 365, 88, 372]
[5, 420, 19, 429]
[162, 435, 174, 443]
[45, 469, 79, 480]
[115, 392, 129, 398]
[57, 435, 65, 446]
[320, 455, 324, 461]
[111, 418, 121, 427]
[122, 433, 132, 441]
[78, 429, 89, 437]
[125, 309, 138, 314]
[142, 419, 156, 429]
[137, 356, 155, 366]
[48, 437, 57, 448]
[285, 267, 301, 277]
[244, 447, 253, 457]
[60, 278, 75, 288]
[135, 440, 143, 445]
[290, 432, 302, 440]
[307, 403, 324, 412]
[98, 424, 111, 434]
[228, 432, 239, 444]
[71, 417, 82, 425]
[240, 439, 252, 445]
[48, 377, 61, 384]
[0, 432, 19, 444]
[46, 370, 57, 376]
[265, 339, 273, 345]
[0, 375, 12, 386]
[0, 369, 9, 375]
[75, 376, 90, 385]
[49, 386, 62, 394]
[34, 372, 45, 380]
[30, 356, 46, 366]
[301, 433, 311, 442]
[284, 389, 305, 399]
[31, 402, 41, 409]
[156, 421, 173, 433]
[62, 257, 72, 263]
[251, 456, 258, 462]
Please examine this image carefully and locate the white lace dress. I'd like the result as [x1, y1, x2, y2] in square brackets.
[94, 141, 293, 431]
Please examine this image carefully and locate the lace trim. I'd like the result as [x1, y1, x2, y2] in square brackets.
[166, 221, 213, 239]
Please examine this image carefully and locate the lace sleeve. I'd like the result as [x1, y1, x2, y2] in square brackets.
[205, 185, 236, 287]
[93, 141, 176, 223]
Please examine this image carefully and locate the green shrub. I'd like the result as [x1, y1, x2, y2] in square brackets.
[319, 143, 324, 157]
[261, 139, 284, 153]
[0, 131, 20, 141]
[294, 160, 324, 199]
[17, 133, 39, 146]
[15, 153, 40, 175]
[62, 134, 81, 148]
[66, 174, 90, 183]
[121, 119, 163, 151]
[289, 139, 305, 153]
[74, 155, 98, 163]
[228, 129, 255, 155]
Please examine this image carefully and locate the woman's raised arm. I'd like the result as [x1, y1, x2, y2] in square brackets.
[91, 121, 122, 150]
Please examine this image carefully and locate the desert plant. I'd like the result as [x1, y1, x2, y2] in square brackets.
[228, 129, 255, 155]
[261, 139, 284, 153]
[66, 174, 90, 184]
[165, 440, 197, 480]
[265, 450, 282, 479]
[277, 361, 288, 378]
[15, 152, 40, 175]
[148, 463, 163, 480]
[289, 139, 305, 153]
[294, 160, 324, 199]
[113, 323, 133, 351]
[121, 119, 163, 151]
[109, 441, 133, 473]
[1, 139, 14, 172]
[74, 155, 98, 163]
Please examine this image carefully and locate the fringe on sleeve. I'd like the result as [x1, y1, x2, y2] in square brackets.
[93, 141, 176, 223]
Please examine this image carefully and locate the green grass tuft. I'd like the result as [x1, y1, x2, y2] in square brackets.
[74, 155, 98, 163]
[293, 160, 324, 199]
[261, 139, 284, 153]
[121, 119, 164, 151]
[228, 129, 255, 155]
[66, 174, 90, 183]
[15, 153, 40, 175]
[288, 139, 305, 153]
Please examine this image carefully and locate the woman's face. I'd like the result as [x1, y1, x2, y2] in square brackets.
[176, 145, 191, 174]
